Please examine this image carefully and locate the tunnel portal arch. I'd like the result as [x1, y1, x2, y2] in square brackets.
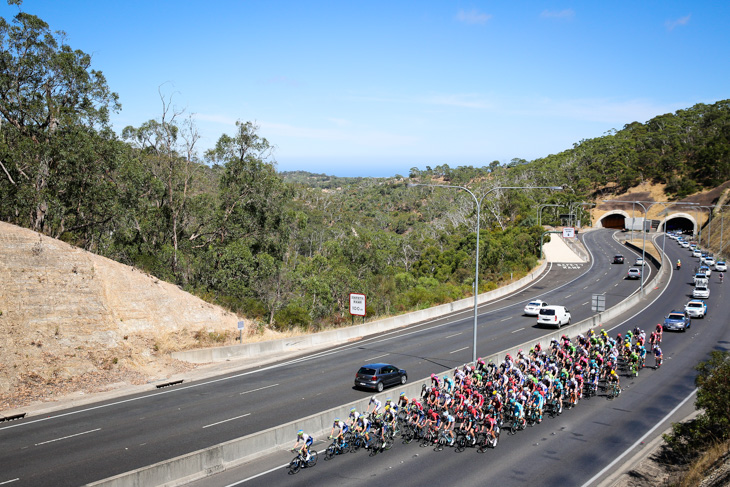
[597, 210, 629, 229]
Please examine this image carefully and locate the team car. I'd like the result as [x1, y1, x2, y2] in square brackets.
[684, 300, 707, 318]
[663, 311, 691, 332]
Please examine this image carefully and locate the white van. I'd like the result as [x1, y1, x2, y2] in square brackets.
[537, 305, 571, 328]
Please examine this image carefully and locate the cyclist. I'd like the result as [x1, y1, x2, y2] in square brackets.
[398, 392, 409, 410]
[329, 418, 348, 447]
[654, 346, 663, 368]
[720, 272, 724, 283]
[677, 259, 681, 270]
[441, 411, 456, 446]
[607, 369, 620, 395]
[355, 413, 371, 446]
[293, 430, 313, 462]
[347, 407, 360, 428]
[366, 395, 382, 414]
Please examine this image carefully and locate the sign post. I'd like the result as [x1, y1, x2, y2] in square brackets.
[237, 320, 245, 343]
[563, 227, 575, 238]
[591, 294, 606, 313]
[349, 293, 366, 324]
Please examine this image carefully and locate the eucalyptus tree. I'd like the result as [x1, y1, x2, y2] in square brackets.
[0, 1, 122, 243]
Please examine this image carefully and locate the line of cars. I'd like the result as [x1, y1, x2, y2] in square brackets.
[660, 231, 726, 331]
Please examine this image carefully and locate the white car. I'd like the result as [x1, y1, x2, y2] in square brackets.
[715, 261, 727, 272]
[627, 267, 642, 279]
[635, 257, 646, 266]
[680, 241, 690, 248]
[692, 249, 702, 258]
[537, 305, 571, 328]
[699, 265, 711, 277]
[524, 300, 549, 316]
[693, 285, 710, 299]
[684, 300, 707, 318]
[704, 256, 716, 266]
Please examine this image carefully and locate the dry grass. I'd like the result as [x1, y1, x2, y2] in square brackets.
[677, 441, 730, 487]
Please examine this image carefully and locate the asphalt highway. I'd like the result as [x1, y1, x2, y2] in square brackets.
[0, 229, 654, 486]
[188, 233, 729, 487]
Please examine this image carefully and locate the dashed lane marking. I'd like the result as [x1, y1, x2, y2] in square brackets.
[35, 428, 101, 446]
[240, 384, 279, 395]
[203, 413, 251, 429]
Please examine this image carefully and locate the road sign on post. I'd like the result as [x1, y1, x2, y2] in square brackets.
[591, 294, 606, 312]
[563, 227, 575, 238]
[237, 320, 245, 342]
[349, 293, 366, 317]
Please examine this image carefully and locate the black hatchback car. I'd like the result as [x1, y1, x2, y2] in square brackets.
[613, 254, 625, 264]
[354, 363, 407, 392]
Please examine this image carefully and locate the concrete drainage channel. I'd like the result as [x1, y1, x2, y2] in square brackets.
[89, 247, 666, 487]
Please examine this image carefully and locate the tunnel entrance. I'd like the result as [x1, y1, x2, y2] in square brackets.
[600, 213, 626, 229]
[661, 215, 696, 235]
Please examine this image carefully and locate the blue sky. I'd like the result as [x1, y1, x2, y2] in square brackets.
[3, 1, 729, 177]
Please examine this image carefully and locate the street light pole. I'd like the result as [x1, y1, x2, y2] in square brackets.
[410, 183, 562, 364]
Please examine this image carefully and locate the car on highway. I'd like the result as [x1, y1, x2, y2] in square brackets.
[704, 255, 716, 266]
[679, 241, 690, 248]
[684, 299, 707, 318]
[663, 310, 691, 332]
[635, 257, 646, 266]
[693, 285, 710, 299]
[537, 305, 571, 328]
[699, 265, 711, 277]
[613, 254, 625, 264]
[694, 273, 709, 287]
[715, 261, 727, 272]
[523, 299, 549, 316]
[354, 363, 407, 392]
[627, 267, 641, 279]
[692, 248, 702, 258]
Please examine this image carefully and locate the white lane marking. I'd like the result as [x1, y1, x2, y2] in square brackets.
[581, 388, 697, 487]
[614, 283, 619, 287]
[582, 302, 589, 306]
[445, 333, 462, 339]
[364, 353, 390, 362]
[224, 461, 287, 485]
[511, 327, 525, 333]
[566, 294, 573, 298]
[35, 428, 101, 446]
[240, 384, 279, 395]
[449, 347, 469, 354]
[500, 317, 511, 322]
[0, 479, 20, 485]
[203, 413, 251, 429]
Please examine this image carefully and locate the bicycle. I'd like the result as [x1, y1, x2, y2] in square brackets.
[288, 448, 318, 474]
[606, 382, 621, 400]
[324, 435, 349, 460]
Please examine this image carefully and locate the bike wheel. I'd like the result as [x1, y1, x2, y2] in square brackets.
[455, 434, 466, 452]
[308, 450, 318, 467]
[288, 458, 301, 474]
[351, 437, 363, 453]
[325, 445, 336, 460]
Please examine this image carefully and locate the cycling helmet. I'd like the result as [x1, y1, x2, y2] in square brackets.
[431, 373, 436, 379]
[350, 407, 357, 413]
[400, 392, 406, 397]
[297, 430, 304, 437]
[334, 418, 340, 423]
[371, 395, 376, 401]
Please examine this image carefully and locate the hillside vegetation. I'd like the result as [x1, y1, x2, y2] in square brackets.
[2, 5, 730, 337]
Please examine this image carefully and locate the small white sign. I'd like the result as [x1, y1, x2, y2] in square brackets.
[349, 293, 366, 316]
[563, 227, 575, 238]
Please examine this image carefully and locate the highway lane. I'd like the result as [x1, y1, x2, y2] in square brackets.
[0, 229, 647, 486]
[186, 234, 730, 487]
